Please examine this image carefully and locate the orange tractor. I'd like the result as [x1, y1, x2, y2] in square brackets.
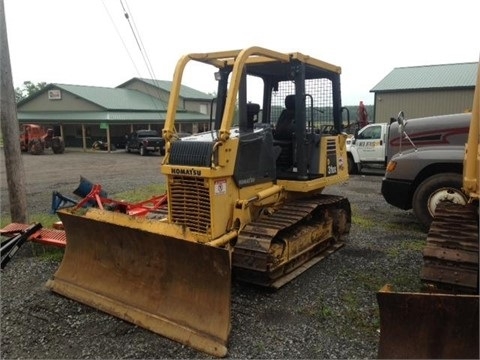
[20, 124, 65, 155]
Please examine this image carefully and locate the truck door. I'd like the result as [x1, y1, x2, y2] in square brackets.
[355, 124, 384, 162]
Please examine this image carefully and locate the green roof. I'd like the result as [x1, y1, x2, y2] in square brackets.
[54, 84, 168, 111]
[17, 111, 210, 124]
[17, 83, 169, 111]
[119, 78, 215, 100]
[370, 62, 478, 92]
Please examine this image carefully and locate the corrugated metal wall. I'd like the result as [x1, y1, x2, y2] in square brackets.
[374, 89, 474, 122]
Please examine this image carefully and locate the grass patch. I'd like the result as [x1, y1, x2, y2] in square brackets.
[1, 212, 60, 229]
[352, 214, 375, 229]
[353, 271, 388, 292]
[112, 184, 166, 203]
[386, 238, 425, 258]
[349, 247, 424, 293]
[341, 290, 380, 335]
[389, 272, 423, 291]
[298, 301, 334, 321]
[35, 245, 64, 262]
[339, 269, 424, 336]
[384, 221, 424, 232]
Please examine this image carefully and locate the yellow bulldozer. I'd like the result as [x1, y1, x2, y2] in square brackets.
[46, 47, 352, 357]
[377, 61, 479, 359]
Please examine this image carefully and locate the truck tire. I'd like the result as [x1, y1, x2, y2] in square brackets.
[412, 173, 467, 230]
[347, 154, 358, 174]
[139, 145, 146, 156]
[52, 137, 65, 154]
[28, 139, 45, 155]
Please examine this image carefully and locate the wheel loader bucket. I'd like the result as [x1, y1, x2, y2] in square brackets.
[376, 284, 479, 359]
[47, 208, 232, 357]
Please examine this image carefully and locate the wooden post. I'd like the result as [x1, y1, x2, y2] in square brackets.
[0, 0, 28, 223]
[82, 124, 86, 151]
[106, 124, 111, 152]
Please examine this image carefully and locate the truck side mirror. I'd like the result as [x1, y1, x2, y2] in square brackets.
[397, 111, 406, 127]
[396, 111, 407, 135]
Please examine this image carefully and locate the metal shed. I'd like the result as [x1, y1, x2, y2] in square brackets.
[371, 62, 477, 123]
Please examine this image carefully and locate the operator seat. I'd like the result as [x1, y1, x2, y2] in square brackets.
[274, 95, 296, 170]
[275, 94, 295, 140]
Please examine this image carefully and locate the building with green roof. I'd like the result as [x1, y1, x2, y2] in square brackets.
[370, 62, 477, 122]
[16, 78, 214, 150]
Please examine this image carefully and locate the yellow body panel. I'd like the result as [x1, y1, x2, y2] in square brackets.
[463, 60, 480, 199]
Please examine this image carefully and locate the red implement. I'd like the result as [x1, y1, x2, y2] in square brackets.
[1, 223, 66, 247]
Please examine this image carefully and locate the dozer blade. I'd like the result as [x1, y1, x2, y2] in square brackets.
[376, 284, 479, 359]
[47, 208, 232, 357]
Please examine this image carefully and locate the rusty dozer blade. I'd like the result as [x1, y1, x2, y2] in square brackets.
[47, 208, 232, 357]
[376, 284, 479, 359]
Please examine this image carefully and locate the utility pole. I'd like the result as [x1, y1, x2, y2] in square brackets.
[0, 0, 28, 223]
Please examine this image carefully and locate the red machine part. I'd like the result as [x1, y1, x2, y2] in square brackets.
[1, 222, 67, 248]
[1, 185, 168, 249]
[74, 184, 167, 217]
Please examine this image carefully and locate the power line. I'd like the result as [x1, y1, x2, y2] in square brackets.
[101, 0, 141, 77]
[120, 0, 158, 85]
[102, 0, 163, 112]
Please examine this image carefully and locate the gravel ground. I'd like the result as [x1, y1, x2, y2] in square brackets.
[0, 148, 426, 359]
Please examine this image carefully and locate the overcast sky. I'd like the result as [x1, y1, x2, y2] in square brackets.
[4, 0, 479, 105]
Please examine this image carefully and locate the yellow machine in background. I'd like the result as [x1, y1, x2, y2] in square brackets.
[377, 62, 479, 359]
[47, 47, 351, 357]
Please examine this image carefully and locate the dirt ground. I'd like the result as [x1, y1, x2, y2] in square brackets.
[0, 147, 427, 359]
[0, 148, 166, 216]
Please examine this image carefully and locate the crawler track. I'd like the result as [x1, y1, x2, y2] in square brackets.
[421, 202, 479, 294]
[232, 195, 351, 288]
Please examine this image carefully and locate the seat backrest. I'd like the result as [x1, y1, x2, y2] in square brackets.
[284, 94, 295, 112]
[275, 95, 295, 139]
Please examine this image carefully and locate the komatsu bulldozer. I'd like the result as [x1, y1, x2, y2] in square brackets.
[46, 47, 351, 357]
[377, 61, 479, 359]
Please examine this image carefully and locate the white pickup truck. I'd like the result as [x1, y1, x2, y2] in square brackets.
[346, 123, 391, 174]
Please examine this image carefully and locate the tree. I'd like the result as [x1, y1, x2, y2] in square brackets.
[1, 0, 28, 223]
[15, 81, 47, 102]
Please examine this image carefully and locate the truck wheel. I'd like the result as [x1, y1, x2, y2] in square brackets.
[347, 155, 358, 174]
[412, 173, 467, 230]
[52, 137, 65, 154]
[140, 145, 146, 156]
[28, 139, 44, 155]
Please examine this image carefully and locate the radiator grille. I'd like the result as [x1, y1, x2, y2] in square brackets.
[169, 176, 211, 234]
